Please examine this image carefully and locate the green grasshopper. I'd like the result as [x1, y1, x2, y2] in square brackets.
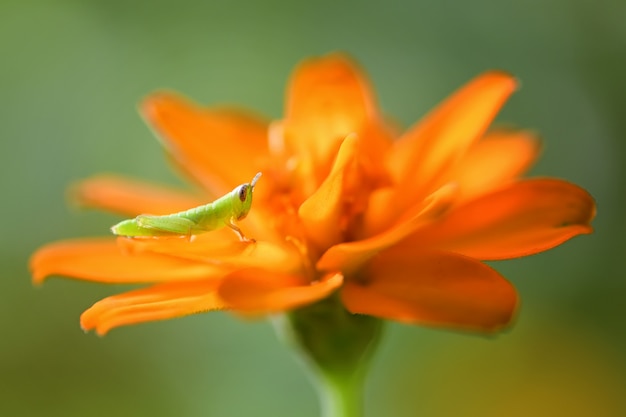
[111, 172, 262, 241]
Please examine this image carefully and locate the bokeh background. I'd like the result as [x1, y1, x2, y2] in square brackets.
[2, 0, 625, 416]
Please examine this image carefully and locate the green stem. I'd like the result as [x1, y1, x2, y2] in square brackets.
[318, 372, 363, 417]
[276, 293, 383, 417]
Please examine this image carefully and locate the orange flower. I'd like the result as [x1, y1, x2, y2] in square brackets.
[30, 54, 595, 335]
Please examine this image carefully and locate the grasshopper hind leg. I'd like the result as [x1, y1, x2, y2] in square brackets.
[136, 215, 198, 238]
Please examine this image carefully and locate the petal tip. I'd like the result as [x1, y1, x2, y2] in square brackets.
[139, 91, 183, 122]
[483, 70, 520, 91]
[80, 311, 106, 336]
[31, 273, 46, 286]
[29, 251, 48, 285]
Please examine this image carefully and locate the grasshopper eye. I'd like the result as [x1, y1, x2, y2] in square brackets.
[238, 185, 249, 202]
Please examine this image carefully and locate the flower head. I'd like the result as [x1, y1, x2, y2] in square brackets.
[30, 54, 595, 335]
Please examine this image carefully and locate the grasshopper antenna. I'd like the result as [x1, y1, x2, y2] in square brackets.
[250, 172, 262, 189]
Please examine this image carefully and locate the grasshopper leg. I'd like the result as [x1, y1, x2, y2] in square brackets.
[226, 218, 254, 243]
[137, 215, 197, 238]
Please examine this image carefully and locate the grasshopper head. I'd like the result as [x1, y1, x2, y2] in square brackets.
[232, 172, 262, 220]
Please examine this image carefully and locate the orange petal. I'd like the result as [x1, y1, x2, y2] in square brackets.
[283, 54, 382, 181]
[119, 233, 302, 274]
[71, 175, 204, 216]
[447, 129, 541, 203]
[141, 92, 269, 195]
[80, 279, 226, 335]
[342, 249, 518, 332]
[30, 238, 223, 284]
[390, 71, 518, 186]
[367, 72, 517, 234]
[317, 183, 457, 275]
[219, 269, 343, 313]
[403, 179, 596, 260]
[298, 134, 358, 250]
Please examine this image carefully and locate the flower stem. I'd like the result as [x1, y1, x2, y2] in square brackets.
[318, 371, 363, 417]
[276, 293, 383, 417]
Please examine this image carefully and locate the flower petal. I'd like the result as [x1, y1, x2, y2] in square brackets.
[81, 279, 226, 335]
[118, 232, 302, 274]
[141, 92, 269, 195]
[317, 183, 457, 275]
[30, 238, 223, 284]
[283, 54, 382, 182]
[366, 72, 517, 234]
[403, 179, 596, 260]
[298, 134, 358, 250]
[341, 249, 518, 332]
[71, 175, 204, 216]
[219, 269, 343, 313]
[447, 129, 541, 203]
[390, 71, 518, 187]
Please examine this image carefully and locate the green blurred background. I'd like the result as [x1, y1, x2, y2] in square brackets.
[2, 0, 625, 416]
